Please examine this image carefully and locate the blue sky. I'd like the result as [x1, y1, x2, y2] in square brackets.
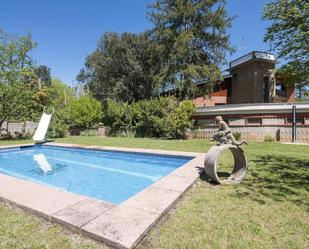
[1, 0, 271, 85]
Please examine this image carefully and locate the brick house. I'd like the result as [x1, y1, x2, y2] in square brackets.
[193, 51, 295, 107]
[190, 51, 308, 142]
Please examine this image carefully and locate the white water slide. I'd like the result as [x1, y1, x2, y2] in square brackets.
[33, 112, 52, 143]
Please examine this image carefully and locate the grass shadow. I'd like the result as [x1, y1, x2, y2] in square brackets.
[233, 154, 309, 208]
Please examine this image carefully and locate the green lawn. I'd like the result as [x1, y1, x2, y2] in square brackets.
[1, 136, 309, 249]
[0, 139, 33, 147]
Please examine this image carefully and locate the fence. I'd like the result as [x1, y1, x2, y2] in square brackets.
[0, 121, 38, 138]
[188, 126, 309, 143]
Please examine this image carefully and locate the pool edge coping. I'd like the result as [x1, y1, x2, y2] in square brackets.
[0, 142, 205, 249]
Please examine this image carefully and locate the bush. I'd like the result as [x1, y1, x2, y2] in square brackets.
[233, 132, 241, 141]
[66, 94, 103, 129]
[264, 135, 275, 142]
[105, 100, 133, 135]
[54, 122, 68, 138]
[168, 100, 196, 139]
[105, 97, 196, 139]
[80, 129, 98, 136]
[133, 97, 174, 138]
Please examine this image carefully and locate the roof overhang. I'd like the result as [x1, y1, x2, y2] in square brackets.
[230, 51, 276, 70]
[194, 103, 309, 116]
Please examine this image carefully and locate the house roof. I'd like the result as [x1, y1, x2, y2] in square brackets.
[229, 51, 276, 70]
[194, 103, 309, 116]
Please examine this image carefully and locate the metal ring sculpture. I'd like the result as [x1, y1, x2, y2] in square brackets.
[204, 144, 248, 184]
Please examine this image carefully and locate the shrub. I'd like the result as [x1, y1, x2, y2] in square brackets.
[264, 135, 275, 142]
[66, 94, 103, 129]
[134, 97, 195, 139]
[80, 129, 97, 136]
[166, 100, 196, 139]
[54, 122, 68, 138]
[233, 132, 242, 141]
[104, 97, 195, 139]
[133, 97, 174, 138]
[105, 100, 133, 135]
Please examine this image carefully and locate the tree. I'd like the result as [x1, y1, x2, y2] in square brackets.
[34, 65, 52, 87]
[148, 0, 234, 99]
[49, 78, 74, 109]
[66, 94, 103, 129]
[0, 83, 36, 126]
[263, 0, 309, 87]
[0, 29, 37, 85]
[0, 29, 38, 127]
[77, 32, 162, 103]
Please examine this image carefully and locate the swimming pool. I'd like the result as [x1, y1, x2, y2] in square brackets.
[0, 145, 193, 204]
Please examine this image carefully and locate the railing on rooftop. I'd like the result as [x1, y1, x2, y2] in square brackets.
[230, 51, 276, 69]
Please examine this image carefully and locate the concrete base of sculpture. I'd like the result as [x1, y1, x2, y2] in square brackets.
[204, 144, 248, 184]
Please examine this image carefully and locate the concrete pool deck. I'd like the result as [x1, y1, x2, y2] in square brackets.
[0, 142, 204, 249]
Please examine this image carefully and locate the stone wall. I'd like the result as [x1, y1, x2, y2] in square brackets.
[189, 126, 309, 143]
[0, 121, 38, 137]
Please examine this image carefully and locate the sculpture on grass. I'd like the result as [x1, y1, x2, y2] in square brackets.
[212, 116, 248, 147]
[205, 116, 248, 184]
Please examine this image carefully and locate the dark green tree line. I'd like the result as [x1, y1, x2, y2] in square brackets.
[77, 32, 162, 103]
[78, 0, 233, 102]
[148, 0, 234, 99]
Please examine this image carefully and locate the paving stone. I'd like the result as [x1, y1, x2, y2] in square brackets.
[0, 177, 33, 200]
[122, 186, 181, 214]
[52, 198, 114, 228]
[82, 205, 159, 249]
[172, 155, 204, 179]
[152, 174, 195, 192]
[3, 181, 60, 205]
[0, 173, 17, 184]
[21, 190, 87, 215]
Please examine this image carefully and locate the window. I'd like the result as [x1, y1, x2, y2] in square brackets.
[196, 119, 216, 127]
[229, 119, 245, 126]
[247, 118, 262, 125]
[286, 117, 303, 124]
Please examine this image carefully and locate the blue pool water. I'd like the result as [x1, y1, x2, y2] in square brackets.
[0, 145, 192, 204]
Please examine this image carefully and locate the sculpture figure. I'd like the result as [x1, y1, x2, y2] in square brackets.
[212, 116, 248, 147]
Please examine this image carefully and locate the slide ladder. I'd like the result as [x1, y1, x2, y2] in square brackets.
[33, 112, 52, 143]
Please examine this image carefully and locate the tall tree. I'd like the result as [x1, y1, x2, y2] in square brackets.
[78, 32, 161, 103]
[0, 29, 37, 84]
[148, 0, 234, 99]
[34, 65, 52, 88]
[0, 29, 38, 126]
[263, 0, 309, 87]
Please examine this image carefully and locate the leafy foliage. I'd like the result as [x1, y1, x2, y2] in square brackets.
[0, 30, 40, 126]
[0, 83, 36, 125]
[78, 32, 161, 103]
[0, 29, 37, 85]
[263, 0, 309, 86]
[105, 97, 195, 139]
[104, 99, 134, 135]
[79, 0, 233, 102]
[148, 0, 234, 99]
[66, 94, 103, 129]
[34, 65, 52, 87]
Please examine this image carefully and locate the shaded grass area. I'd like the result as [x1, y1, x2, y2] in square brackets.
[1, 136, 309, 249]
[0, 203, 108, 249]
